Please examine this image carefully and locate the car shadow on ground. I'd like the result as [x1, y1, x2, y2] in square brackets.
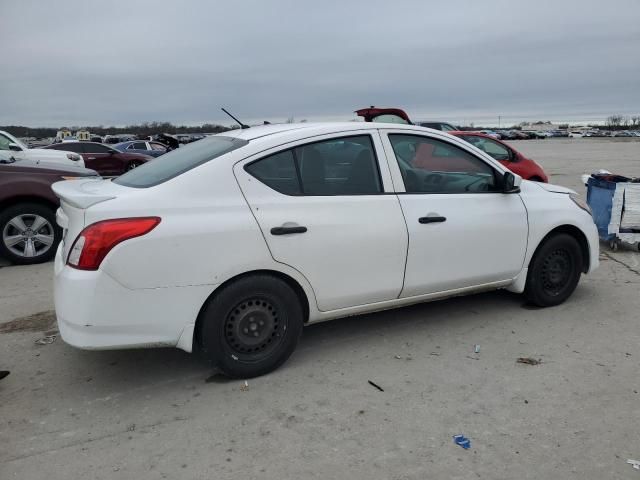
[46, 285, 585, 394]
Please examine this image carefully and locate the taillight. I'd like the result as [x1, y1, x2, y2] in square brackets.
[67, 217, 161, 270]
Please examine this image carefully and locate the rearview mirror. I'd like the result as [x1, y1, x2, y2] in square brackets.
[8, 142, 22, 152]
[502, 171, 521, 193]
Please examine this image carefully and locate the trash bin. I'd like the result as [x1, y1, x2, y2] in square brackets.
[586, 175, 631, 242]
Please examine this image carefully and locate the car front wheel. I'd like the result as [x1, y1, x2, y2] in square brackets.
[198, 274, 304, 378]
[126, 161, 142, 171]
[0, 203, 60, 265]
[525, 233, 584, 307]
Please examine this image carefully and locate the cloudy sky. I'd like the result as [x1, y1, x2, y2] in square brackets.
[2, 0, 639, 127]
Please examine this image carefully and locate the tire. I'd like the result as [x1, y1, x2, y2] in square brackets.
[198, 274, 304, 378]
[126, 161, 142, 171]
[525, 233, 583, 307]
[0, 203, 61, 265]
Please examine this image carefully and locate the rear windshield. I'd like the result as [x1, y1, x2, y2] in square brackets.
[114, 136, 248, 188]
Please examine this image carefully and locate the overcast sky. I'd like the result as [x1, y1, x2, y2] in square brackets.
[2, 0, 639, 127]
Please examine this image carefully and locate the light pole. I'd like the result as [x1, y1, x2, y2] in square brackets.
[498, 115, 501, 129]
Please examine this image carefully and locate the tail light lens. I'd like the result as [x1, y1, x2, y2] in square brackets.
[67, 217, 161, 270]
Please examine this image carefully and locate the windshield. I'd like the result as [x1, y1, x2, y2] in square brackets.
[1, 132, 27, 150]
[371, 114, 409, 124]
[114, 135, 248, 188]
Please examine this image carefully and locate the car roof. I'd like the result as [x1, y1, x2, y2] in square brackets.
[221, 122, 439, 142]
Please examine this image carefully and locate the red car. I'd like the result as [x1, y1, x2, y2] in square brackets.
[356, 107, 548, 182]
[449, 131, 548, 182]
[42, 142, 152, 176]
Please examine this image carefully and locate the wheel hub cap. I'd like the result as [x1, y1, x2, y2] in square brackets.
[541, 248, 572, 295]
[224, 298, 282, 355]
[2, 214, 54, 258]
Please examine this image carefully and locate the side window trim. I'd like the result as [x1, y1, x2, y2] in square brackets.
[243, 133, 385, 196]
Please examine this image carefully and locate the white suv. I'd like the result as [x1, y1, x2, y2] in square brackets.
[53, 122, 599, 378]
[0, 130, 84, 167]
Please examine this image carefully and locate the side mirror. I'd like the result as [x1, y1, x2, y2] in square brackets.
[502, 171, 521, 193]
[8, 142, 22, 152]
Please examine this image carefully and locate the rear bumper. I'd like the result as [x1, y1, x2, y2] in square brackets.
[54, 244, 216, 352]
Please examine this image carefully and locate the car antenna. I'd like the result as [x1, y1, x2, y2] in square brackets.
[221, 108, 250, 129]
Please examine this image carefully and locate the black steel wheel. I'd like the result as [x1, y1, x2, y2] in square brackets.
[198, 274, 304, 378]
[224, 297, 286, 359]
[525, 233, 583, 307]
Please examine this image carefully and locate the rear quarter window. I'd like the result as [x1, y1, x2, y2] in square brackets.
[114, 136, 248, 188]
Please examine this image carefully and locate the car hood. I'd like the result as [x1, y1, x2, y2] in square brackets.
[0, 158, 97, 175]
[533, 182, 576, 195]
[29, 147, 78, 158]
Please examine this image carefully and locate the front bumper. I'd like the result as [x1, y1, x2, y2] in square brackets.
[54, 244, 215, 352]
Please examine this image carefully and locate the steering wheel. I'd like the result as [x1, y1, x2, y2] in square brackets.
[423, 173, 445, 187]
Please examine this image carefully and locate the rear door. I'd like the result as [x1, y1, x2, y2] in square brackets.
[380, 130, 528, 297]
[234, 131, 408, 312]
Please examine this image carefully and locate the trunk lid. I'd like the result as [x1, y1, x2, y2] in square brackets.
[52, 178, 131, 259]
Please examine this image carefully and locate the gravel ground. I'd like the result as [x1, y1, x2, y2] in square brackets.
[1, 138, 639, 480]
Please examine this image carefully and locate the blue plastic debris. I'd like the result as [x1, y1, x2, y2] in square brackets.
[453, 434, 471, 450]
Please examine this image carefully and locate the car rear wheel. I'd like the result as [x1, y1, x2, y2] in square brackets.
[0, 203, 60, 265]
[524, 233, 583, 307]
[198, 274, 304, 378]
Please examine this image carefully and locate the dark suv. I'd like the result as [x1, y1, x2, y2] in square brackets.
[0, 153, 98, 265]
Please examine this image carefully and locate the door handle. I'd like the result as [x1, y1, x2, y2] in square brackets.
[87, 156, 96, 160]
[418, 216, 446, 224]
[271, 225, 308, 235]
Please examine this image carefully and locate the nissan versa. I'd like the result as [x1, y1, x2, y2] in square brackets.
[53, 123, 599, 378]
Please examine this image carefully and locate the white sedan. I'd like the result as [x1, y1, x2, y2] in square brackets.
[0, 130, 84, 167]
[53, 123, 599, 378]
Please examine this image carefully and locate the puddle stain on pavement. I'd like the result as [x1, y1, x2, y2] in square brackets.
[0, 310, 56, 334]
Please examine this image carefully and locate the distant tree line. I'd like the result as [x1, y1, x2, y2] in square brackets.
[606, 115, 640, 130]
[0, 121, 233, 139]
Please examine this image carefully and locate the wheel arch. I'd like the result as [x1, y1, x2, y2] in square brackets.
[192, 269, 311, 351]
[0, 195, 58, 214]
[532, 224, 590, 273]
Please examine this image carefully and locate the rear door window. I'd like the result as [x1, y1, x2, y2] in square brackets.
[245, 135, 382, 196]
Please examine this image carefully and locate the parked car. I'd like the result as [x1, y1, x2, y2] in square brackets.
[103, 134, 136, 144]
[354, 107, 459, 131]
[568, 131, 584, 138]
[450, 131, 548, 182]
[0, 151, 98, 264]
[613, 131, 633, 137]
[114, 140, 168, 157]
[53, 122, 598, 378]
[0, 130, 84, 168]
[479, 130, 501, 139]
[418, 121, 458, 131]
[42, 142, 153, 176]
[497, 130, 517, 140]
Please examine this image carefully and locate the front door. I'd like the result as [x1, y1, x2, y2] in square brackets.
[381, 131, 528, 297]
[82, 144, 121, 176]
[234, 131, 408, 312]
